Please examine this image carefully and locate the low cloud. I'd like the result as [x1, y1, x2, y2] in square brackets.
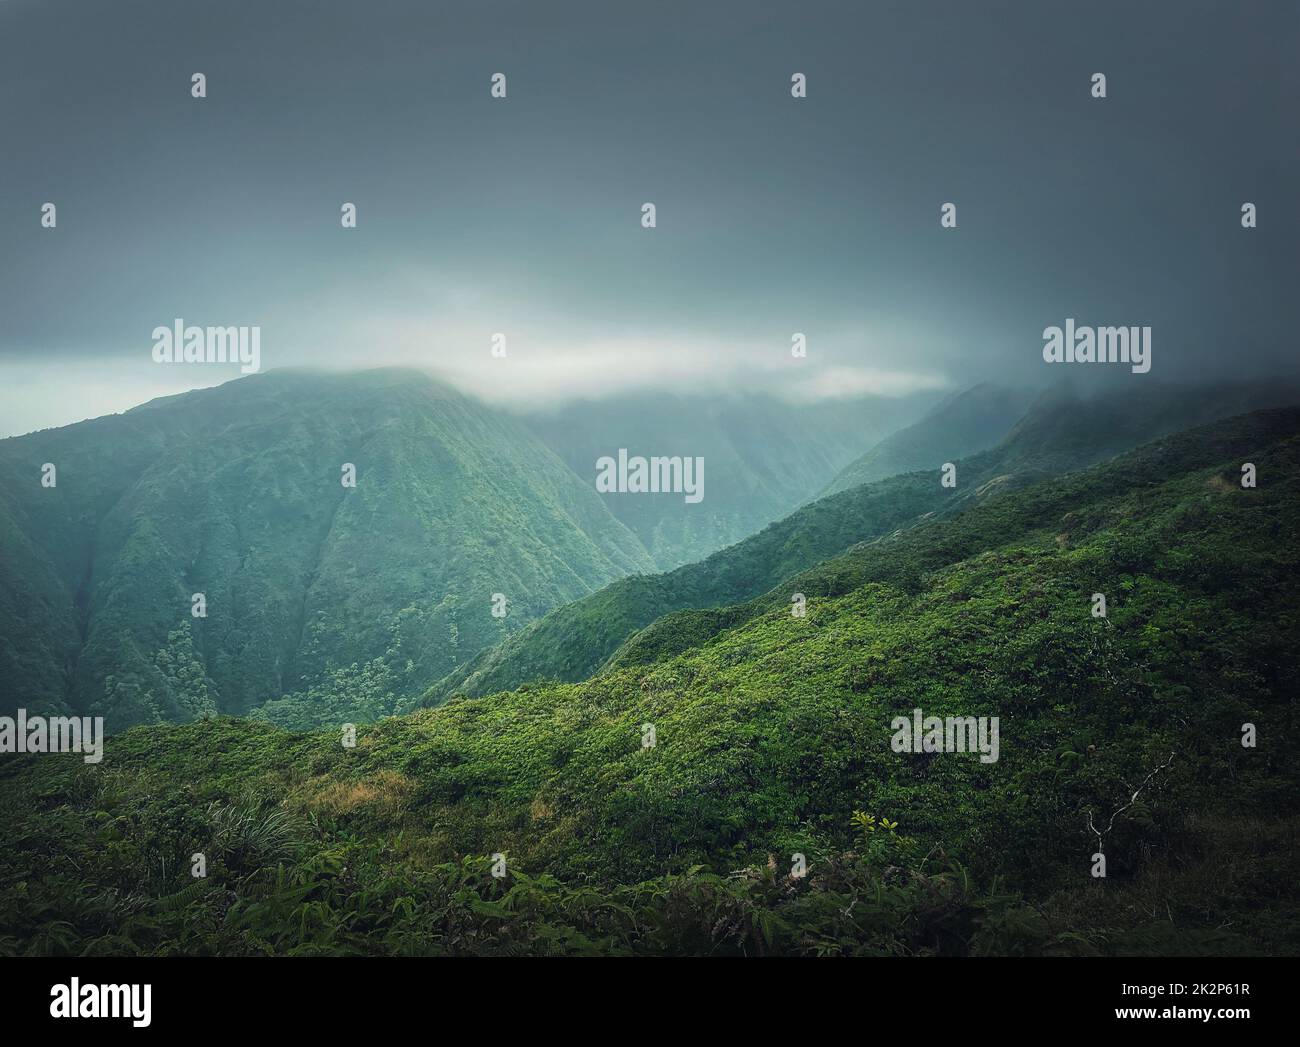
[0, 272, 955, 436]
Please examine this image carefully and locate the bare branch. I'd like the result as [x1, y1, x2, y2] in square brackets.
[1086, 751, 1175, 854]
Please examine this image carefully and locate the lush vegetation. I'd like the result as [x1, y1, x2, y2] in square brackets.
[2, 407, 1296, 955]
[821, 382, 1033, 495]
[523, 391, 922, 569]
[427, 379, 1298, 702]
[0, 369, 654, 731]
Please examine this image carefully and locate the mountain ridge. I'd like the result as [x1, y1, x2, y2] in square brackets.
[820, 382, 1035, 497]
[3, 404, 1296, 955]
[0, 369, 655, 729]
[425, 379, 1300, 704]
[522, 390, 934, 569]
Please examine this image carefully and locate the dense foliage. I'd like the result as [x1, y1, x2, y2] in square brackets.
[820, 382, 1033, 495]
[3, 407, 1296, 955]
[0, 370, 653, 731]
[427, 380, 1297, 702]
[524, 391, 922, 569]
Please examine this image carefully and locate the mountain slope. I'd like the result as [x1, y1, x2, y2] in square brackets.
[3, 407, 1296, 955]
[0, 369, 654, 730]
[609, 405, 1300, 673]
[426, 380, 1299, 703]
[523, 392, 933, 570]
[820, 383, 1034, 496]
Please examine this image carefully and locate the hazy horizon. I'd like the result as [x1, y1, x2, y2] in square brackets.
[3, 0, 1297, 436]
[9, 360, 1300, 442]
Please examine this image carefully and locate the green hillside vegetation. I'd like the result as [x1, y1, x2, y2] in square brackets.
[820, 382, 1034, 496]
[607, 404, 1300, 672]
[427, 380, 1298, 704]
[524, 391, 929, 569]
[423, 469, 957, 705]
[0, 370, 653, 731]
[2, 407, 1295, 956]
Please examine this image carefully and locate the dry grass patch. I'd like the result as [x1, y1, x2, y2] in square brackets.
[298, 769, 416, 816]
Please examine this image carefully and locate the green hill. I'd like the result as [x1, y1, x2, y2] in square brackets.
[2, 406, 1295, 956]
[524, 391, 931, 569]
[427, 380, 1298, 704]
[820, 382, 1034, 496]
[0, 369, 654, 731]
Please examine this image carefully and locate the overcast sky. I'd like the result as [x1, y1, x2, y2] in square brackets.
[1, 0, 1297, 436]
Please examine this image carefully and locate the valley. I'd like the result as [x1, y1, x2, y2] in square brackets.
[1, 393, 1296, 956]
